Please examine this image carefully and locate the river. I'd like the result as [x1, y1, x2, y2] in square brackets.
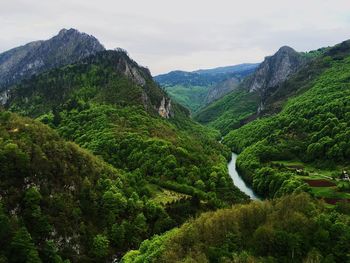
[228, 153, 261, 200]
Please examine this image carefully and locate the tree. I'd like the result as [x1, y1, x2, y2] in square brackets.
[110, 223, 125, 248]
[42, 240, 64, 263]
[194, 180, 205, 190]
[0, 203, 11, 247]
[10, 227, 41, 263]
[91, 234, 109, 259]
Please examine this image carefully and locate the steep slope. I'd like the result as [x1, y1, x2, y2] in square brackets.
[223, 40, 350, 200]
[6, 50, 175, 118]
[123, 194, 350, 263]
[195, 46, 308, 134]
[247, 46, 307, 104]
[154, 64, 258, 112]
[1, 111, 232, 262]
[1, 46, 250, 261]
[194, 87, 259, 135]
[5, 48, 248, 223]
[0, 111, 140, 262]
[0, 28, 104, 96]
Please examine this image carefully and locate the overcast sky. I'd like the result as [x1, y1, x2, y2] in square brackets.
[1, 0, 350, 75]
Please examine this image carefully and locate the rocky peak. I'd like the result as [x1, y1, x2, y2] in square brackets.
[57, 28, 76, 36]
[248, 46, 305, 95]
[0, 28, 105, 90]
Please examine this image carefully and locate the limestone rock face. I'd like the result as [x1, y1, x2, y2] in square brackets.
[0, 90, 9, 105]
[247, 46, 306, 97]
[0, 28, 105, 91]
[158, 97, 172, 118]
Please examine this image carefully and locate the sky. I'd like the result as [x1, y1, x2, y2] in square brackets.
[1, 0, 350, 75]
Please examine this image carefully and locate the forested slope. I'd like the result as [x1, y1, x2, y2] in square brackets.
[123, 193, 350, 262]
[0, 111, 153, 262]
[194, 46, 319, 135]
[223, 40, 350, 199]
[2, 49, 250, 261]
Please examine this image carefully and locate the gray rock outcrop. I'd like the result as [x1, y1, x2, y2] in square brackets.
[0, 28, 105, 91]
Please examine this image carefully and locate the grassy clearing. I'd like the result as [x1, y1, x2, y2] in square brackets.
[310, 187, 350, 199]
[274, 160, 349, 179]
[272, 160, 350, 202]
[147, 184, 190, 205]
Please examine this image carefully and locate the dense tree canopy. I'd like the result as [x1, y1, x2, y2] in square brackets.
[123, 194, 350, 263]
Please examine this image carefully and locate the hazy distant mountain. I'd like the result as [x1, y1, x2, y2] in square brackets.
[0, 28, 105, 92]
[154, 63, 259, 112]
[155, 63, 259, 87]
[193, 63, 260, 75]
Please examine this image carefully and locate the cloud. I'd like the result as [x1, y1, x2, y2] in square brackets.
[1, 0, 350, 74]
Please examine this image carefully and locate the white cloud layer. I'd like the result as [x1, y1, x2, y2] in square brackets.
[1, 0, 350, 74]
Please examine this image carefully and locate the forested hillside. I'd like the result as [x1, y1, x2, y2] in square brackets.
[123, 194, 350, 262]
[194, 46, 318, 135]
[0, 111, 141, 262]
[2, 48, 250, 262]
[2, 23, 350, 263]
[223, 40, 350, 201]
[194, 87, 259, 135]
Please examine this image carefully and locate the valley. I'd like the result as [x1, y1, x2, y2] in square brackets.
[0, 26, 349, 263]
[154, 64, 259, 113]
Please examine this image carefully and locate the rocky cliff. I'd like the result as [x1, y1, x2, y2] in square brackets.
[0, 28, 105, 90]
[246, 46, 306, 106]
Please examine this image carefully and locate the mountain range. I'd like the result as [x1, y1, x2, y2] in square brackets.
[124, 40, 350, 263]
[0, 29, 248, 262]
[0, 28, 349, 263]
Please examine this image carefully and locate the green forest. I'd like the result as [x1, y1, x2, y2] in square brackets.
[123, 194, 350, 262]
[1, 25, 350, 263]
[222, 41, 350, 200]
[0, 50, 248, 262]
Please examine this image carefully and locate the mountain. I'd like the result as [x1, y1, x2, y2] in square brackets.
[3, 27, 350, 263]
[193, 63, 260, 75]
[0, 28, 104, 96]
[247, 46, 306, 95]
[3, 44, 248, 261]
[223, 40, 350, 201]
[5, 49, 176, 119]
[194, 46, 309, 134]
[154, 63, 259, 112]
